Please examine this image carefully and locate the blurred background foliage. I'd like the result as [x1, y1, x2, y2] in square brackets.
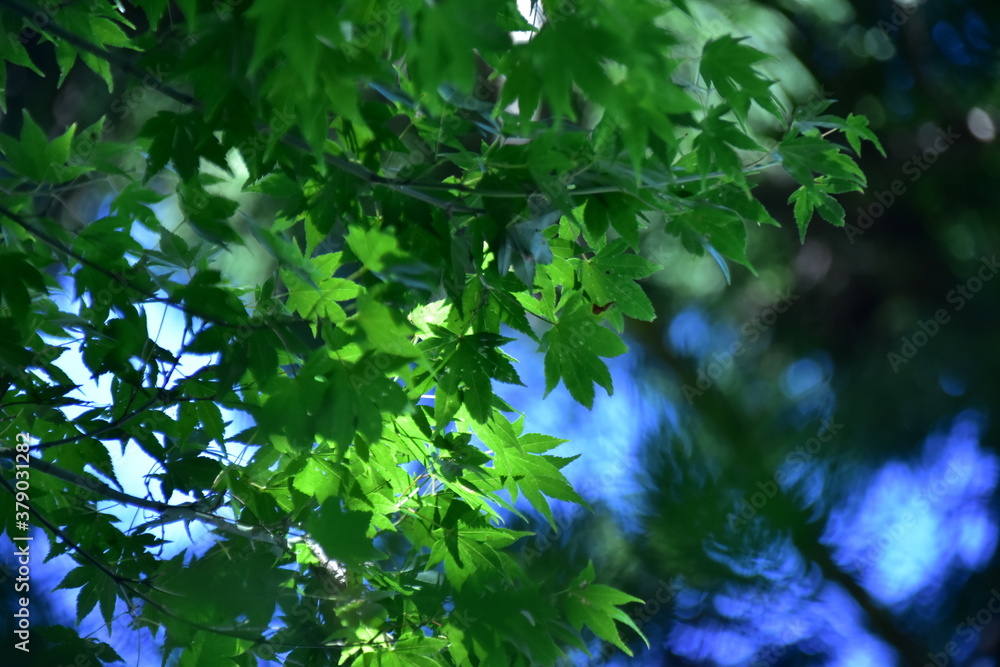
[2, 0, 998, 664]
[504, 0, 1000, 665]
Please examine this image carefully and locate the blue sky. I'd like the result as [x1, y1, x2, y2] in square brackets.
[4, 303, 998, 665]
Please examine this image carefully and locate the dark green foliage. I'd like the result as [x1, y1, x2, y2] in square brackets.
[0, 0, 878, 664]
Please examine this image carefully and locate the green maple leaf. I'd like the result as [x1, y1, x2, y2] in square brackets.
[111, 182, 166, 231]
[789, 185, 846, 241]
[565, 561, 648, 657]
[713, 184, 781, 228]
[0, 252, 47, 322]
[700, 36, 783, 122]
[795, 112, 886, 157]
[841, 113, 886, 156]
[542, 295, 628, 408]
[432, 526, 528, 591]
[178, 181, 242, 246]
[777, 134, 867, 190]
[494, 432, 586, 527]
[283, 253, 361, 327]
[139, 111, 231, 182]
[345, 226, 401, 272]
[0, 112, 90, 182]
[307, 502, 386, 568]
[694, 105, 763, 189]
[668, 203, 753, 272]
[433, 328, 522, 424]
[581, 239, 662, 321]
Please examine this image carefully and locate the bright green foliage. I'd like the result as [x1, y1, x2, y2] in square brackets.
[565, 562, 646, 657]
[0, 0, 878, 664]
[0, 112, 89, 182]
[780, 110, 883, 240]
[542, 296, 628, 408]
[700, 36, 783, 123]
[581, 239, 662, 322]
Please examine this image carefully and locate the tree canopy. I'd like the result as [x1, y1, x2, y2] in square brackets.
[0, 0, 883, 664]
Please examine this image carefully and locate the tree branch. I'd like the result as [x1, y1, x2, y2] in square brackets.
[0, 0, 200, 108]
[0, 445, 287, 549]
